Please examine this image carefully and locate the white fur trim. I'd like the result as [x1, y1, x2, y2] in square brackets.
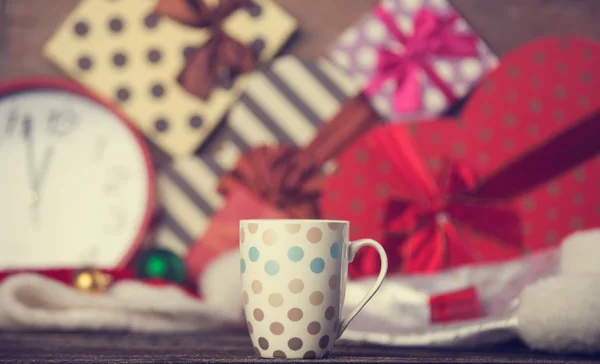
[516, 275, 600, 353]
[559, 229, 600, 275]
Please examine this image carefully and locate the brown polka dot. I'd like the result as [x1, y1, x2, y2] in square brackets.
[508, 66, 519, 78]
[273, 350, 286, 358]
[532, 52, 544, 64]
[246, 3, 262, 17]
[376, 185, 388, 198]
[557, 62, 567, 73]
[545, 231, 558, 244]
[580, 97, 589, 108]
[182, 45, 196, 61]
[307, 227, 323, 244]
[528, 125, 539, 137]
[258, 337, 269, 350]
[310, 291, 324, 306]
[243, 291, 249, 304]
[240, 228, 245, 243]
[479, 128, 491, 142]
[250, 38, 266, 56]
[116, 87, 130, 102]
[247, 223, 258, 233]
[303, 351, 317, 359]
[356, 149, 368, 163]
[74, 21, 89, 36]
[507, 90, 517, 103]
[574, 194, 583, 206]
[431, 132, 441, 144]
[112, 52, 127, 67]
[270, 322, 284, 335]
[583, 48, 592, 59]
[428, 157, 441, 169]
[247, 321, 253, 334]
[285, 224, 301, 234]
[532, 76, 542, 88]
[351, 200, 364, 212]
[189, 115, 203, 128]
[253, 347, 260, 355]
[288, 279, 304, 294]
[144, 13, 160, 28]
[522, 197, 535, 212]
[581, 71, 591, 85]
[529, 100, 541, 114]
[154, 118, 168, 132]
[147, 49, 161, 63]
[482, 80, 494, 92]
[268, 293, 284, 307]
[287, 308, 303, 321]
[324, 350, 331, 358]
[554, 85, 567, 100]
[253, 308, 264, 321]
[151, 83, 165, 98]
[319, 335, 330, 349]
[327, 223, 338, 231]
[574, 168, 586, 181]
[453, 143, 466, 156]
[547, 207, 558, 220]
[288, 337, 303, 351]
[503, 139, 514, 151]
[553, 110, 564, 123]
[547, 183, 560, 197]
[218, 73, 235, 90]
[478, 153, 489, 165]
[329, 275, 338, 290]
[78, 56, 92, 70]
[353, 175, 365, 187]
[108, 17, 124, 32]
[307, 321, 321, 335]
[570, 217, 583, 229]
[503, 114, 517, 128]
[262, 229, 277, 245]
[481, 104, 491, 115]
[251, 280, 262, 294]
[325, 306, 335, 320]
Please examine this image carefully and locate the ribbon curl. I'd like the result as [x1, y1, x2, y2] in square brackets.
[365, 6, 479, 113]
[218, 93, 382, 218]
[154, 0, 258, 100]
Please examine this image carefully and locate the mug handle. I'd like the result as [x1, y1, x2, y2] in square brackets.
[336, 239, 388, 339]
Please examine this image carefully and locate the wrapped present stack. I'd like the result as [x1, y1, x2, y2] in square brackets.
[40, 0, 598, 293]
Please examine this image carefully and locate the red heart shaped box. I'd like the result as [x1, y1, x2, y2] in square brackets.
[321, 36, 600, 278]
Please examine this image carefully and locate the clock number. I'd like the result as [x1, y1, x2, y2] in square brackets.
[103, 165, 131, 196]
[47, 108, 79, 137]
[4, 108, 20, 137]
[104, 205, 126, 235]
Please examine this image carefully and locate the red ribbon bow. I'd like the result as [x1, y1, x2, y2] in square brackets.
[365, 6, 479, 113]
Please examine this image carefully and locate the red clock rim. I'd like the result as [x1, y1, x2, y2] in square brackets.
[0, 76, 157, 271]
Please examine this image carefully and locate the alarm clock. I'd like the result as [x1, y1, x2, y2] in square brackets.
[0, 78, 155, 270]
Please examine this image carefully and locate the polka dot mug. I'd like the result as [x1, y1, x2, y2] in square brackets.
[240, 219, 388, 359]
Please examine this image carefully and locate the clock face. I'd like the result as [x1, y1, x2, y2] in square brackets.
[0, 86, 153, 269]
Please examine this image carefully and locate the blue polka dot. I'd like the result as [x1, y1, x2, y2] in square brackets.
[241, 259, 246, 273]
[287, 246, 304, 262]
[264, 260, 280, 276]
[249, 247, 260, 262]
[330, 243, 341, 259]
[310, 258, 325, 273]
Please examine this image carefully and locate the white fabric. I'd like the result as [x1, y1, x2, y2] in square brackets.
[1, 228, 599, 354]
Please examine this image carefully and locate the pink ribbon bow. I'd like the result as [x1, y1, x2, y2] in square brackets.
[365, 6, 479, 113]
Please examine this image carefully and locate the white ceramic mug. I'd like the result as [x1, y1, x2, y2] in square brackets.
[240, 219, 388, 359]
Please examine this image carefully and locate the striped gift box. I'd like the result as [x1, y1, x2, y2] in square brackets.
[152, 56, 361, 256]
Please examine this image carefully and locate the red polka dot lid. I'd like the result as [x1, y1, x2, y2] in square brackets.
[321, 36, 600, 278]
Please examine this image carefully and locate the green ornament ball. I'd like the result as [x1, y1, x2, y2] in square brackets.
[136, 248, 186, 284]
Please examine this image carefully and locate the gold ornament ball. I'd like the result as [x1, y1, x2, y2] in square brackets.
[72, 268, 112, 294]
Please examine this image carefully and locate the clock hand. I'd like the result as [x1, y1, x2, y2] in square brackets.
[22, 116, 41, 224]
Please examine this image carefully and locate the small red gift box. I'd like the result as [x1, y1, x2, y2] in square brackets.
[321, 36, 600, 277]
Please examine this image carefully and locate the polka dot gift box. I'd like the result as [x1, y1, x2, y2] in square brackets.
[321, 36, 600, 278]
[148, 56, 381, 280]
[328, 0, 498, 122]
[43, 0, 297, 157]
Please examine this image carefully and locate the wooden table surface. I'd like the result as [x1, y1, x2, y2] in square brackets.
[2, 0, 600, 82]
[2, 0, 600, 363]
[1, 331, 600, 364]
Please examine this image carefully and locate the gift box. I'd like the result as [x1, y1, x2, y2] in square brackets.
[149, 56, 380, 270]
[321, 36, 600, 277]
[43, 0, 297, 157]
[328, 0, 497, 121]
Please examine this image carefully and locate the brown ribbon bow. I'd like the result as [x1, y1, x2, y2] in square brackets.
[154, 0, 259, 100]
[218, 93, 382, 218]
